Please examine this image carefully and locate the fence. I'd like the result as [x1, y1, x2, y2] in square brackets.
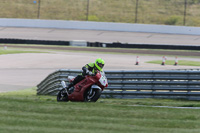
[0, 0, 200, 27]
[37, 69, 200, 100]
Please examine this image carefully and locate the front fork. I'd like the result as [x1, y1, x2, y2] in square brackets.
[89, 88, 93, 96]
[87, 88, 95, 100]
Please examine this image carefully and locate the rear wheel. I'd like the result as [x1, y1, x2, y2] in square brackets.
[57, 89, 69, 102]
[84, 89, 102, 102]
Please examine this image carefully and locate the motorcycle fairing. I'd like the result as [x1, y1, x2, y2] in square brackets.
[68, 76, 97, 101]
[99, 71, 108, 87]
[74, 78, 88, 92]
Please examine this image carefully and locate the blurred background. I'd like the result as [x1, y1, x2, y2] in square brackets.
[0, 0, 200, 27]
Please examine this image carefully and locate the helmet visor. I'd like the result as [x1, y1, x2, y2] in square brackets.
[97, 63, 104, 69]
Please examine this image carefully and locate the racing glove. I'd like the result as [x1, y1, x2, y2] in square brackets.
[87, 71, 93, 76]
[82, 66, 95, 76]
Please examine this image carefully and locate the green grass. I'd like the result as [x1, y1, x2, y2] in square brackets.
[0, 49, 44, 55]
[0, 0, 200, 26]
[1, 88, 200, 133]
[147, 60, 200, 66]
[2, 44, 200, 58]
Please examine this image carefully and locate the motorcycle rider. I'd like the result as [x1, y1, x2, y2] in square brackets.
[65, 58, 105, 93]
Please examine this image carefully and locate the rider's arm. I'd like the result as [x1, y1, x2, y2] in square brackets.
[82, 63, 94, 76]
[82, 66, 88, 76]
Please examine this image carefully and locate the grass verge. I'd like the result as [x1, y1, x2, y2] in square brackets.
[146, 60, 200, 66]
[0, 88, 200, 133]
[0, 0, 200, 26]
[2, 44, 200, 58]
[0, 49, 44, 55]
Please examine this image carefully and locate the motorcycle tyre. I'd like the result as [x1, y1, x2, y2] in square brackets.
[84, 89, 101, 102]
[57, 89, 69, 102]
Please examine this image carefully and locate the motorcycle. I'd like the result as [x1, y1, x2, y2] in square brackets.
[57, 70, 108, 102]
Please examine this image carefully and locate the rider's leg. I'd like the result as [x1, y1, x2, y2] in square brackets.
[66, 75, 85, 89]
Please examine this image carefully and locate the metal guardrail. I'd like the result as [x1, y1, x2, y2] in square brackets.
[37, 69, 200, 100]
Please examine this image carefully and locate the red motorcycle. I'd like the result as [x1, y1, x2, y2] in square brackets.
[57, 71, 108, 102]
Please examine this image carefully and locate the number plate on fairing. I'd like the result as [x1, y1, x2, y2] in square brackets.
[99, 71, 107, 87]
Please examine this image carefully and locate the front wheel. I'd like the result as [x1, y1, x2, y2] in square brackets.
[57, 89, 69, 102]
[84, 89, 102, 102]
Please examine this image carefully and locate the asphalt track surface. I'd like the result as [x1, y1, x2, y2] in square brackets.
[0, 27, 200, 93]
[0, 27, 200, 45]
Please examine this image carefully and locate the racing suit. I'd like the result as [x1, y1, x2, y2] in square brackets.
[66, 63, 99, 90]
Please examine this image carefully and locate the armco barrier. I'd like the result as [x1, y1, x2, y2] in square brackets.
[37, 69, 200, 100]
